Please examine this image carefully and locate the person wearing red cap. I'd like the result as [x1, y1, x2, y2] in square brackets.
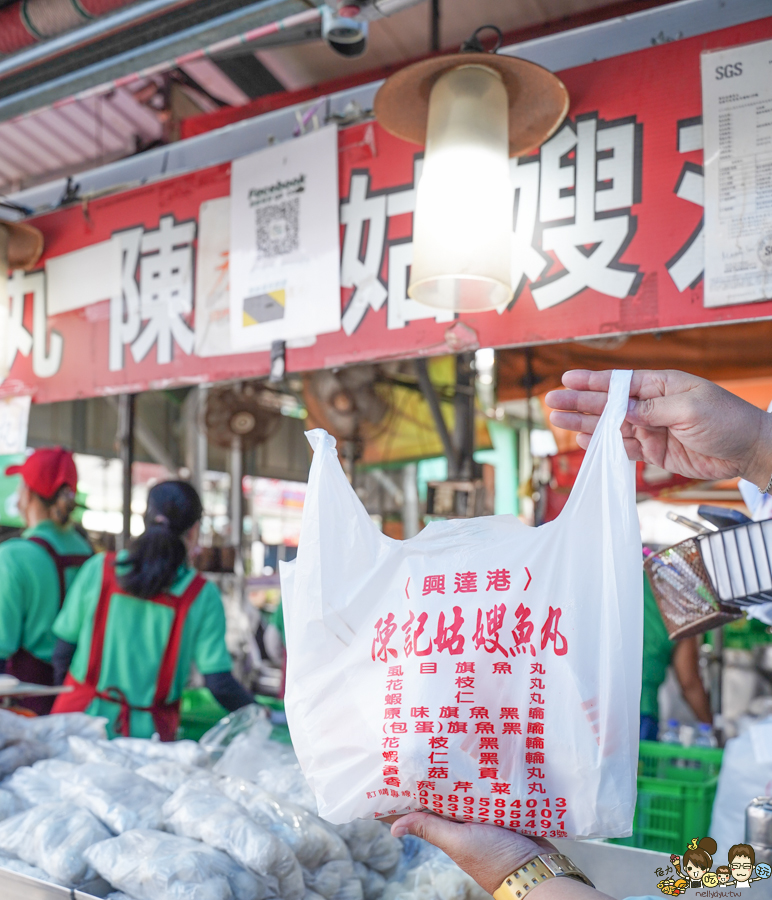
[0, 447, 92, 713]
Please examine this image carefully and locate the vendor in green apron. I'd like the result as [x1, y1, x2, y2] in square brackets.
[0, 447, 92, 714]
[641, 573, 712, 740]
[51, 480, 254, 739]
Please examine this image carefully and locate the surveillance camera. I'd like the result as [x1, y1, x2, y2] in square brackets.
[321, 5, 368, 58]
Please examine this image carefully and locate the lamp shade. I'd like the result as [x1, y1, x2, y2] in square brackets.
[408, 64, 513, 312]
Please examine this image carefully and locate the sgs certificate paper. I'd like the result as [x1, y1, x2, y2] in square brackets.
[701, 38, 772, 308]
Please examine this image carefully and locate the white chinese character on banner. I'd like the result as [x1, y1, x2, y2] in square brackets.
[340, 172, 388, 335]
[509, 157, 550, 306]
[340, 160, 455, 334]
[4, 270, 33, 375]
[665, 117, 704, 292]
[109, 227, 142, 372]
[131, 216, 196, 365]
[530, 115, 641, 310]
[3, 271, 63, 380]
[109, 219, 195, 370]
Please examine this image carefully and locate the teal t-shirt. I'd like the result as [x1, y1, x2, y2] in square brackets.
[640, 574, 674, 718]
[53, 552, 232, 738]
[0, 520, 92, 663]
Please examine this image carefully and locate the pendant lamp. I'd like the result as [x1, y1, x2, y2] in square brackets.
[373, 27, 569, 312]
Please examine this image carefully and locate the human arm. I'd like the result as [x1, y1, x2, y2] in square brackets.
[193, 583, 255, 709]
[203, 671, 255, 711]
[545, 370, 772, 487]
[672, 637, 712, 724]
[51, 639, 76, 686]
[390, 813, 612, 900]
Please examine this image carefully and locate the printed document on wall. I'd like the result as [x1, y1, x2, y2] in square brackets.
[229, 125, 341, 349]
[701, 38, 772, 308]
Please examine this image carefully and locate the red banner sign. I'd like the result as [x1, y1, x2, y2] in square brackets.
[8, 16, 772, 404]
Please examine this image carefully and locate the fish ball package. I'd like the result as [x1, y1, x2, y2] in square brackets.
[282, 371, 643, 838]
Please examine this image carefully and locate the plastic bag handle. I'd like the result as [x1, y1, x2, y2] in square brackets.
[595, 369, 633, 437]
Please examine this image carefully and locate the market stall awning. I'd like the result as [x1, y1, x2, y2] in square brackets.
[498, 321, 772, 401]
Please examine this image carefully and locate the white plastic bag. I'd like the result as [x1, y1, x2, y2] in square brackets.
[0, 787, 25, 821]
[136, 760, 200, 793]
[0, 801, 111, 886]
[113, 736, 209, 767]
[219, 778, 350, 868]
[333, 821, 401, 875]
[3, 758, 76, 806]
[214, 720, 317, 811]
[164, 778, 305, 900]
[283, 370, 642, 838]
[85, 829, 268, 900]
[709, 715, 772, 855]
[60, 762, 169, 833]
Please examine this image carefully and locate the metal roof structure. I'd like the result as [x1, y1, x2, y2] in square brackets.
[0, 87, 162, 192]
[0, 0, 769, 204]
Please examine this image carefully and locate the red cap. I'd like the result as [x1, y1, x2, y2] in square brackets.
[6, 447, 78, 500]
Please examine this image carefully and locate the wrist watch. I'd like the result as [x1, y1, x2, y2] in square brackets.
[493, 852, 594, 900]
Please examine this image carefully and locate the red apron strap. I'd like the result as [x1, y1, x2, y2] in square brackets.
[153, 573, 206, 709]
[85, 553, 119, 688]
[57, 564, 204, 740]
[26, 536, 90, 606]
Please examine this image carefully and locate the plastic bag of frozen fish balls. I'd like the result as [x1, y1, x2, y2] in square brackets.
[0, 802, 111, 887]
[218, 776, 351, 869]
[2, 758, 76, 806]
[0, 852, 65, 885]
[136, 759, 204, 793]
[0, 788, 26, 822]
[85, 829, 269, 900]
[60, 762, 170, 833]
[163, 778, 305, 900]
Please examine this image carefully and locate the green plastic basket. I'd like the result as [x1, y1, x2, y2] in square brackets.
[179, 689, 292, 744]
[611, 740, 723, 852]
[178, 688, 229, 741]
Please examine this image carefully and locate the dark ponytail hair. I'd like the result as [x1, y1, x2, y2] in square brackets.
[39, 485, 77, 526]
[117, 480, 202, 600]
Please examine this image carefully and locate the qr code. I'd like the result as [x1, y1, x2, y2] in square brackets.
[255, 199, 299, 258]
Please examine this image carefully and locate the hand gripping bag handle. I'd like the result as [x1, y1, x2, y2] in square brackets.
[558, 369, 634, 520]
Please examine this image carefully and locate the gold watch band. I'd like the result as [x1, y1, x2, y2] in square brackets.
[493, 853, 594, 900]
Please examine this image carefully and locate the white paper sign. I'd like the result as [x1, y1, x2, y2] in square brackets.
[701, 38, 772, 308]
[195, 197, 318, 356]
[229, 126, 341, 349]
[0, 395, 30, 454]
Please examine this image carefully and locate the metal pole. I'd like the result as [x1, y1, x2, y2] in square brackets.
[402, 462, 420, 538]
[0, 226, 8, 380]
[430, 0, 440, 52]
[117, 393, 135, 551]
[415, 358, 456, 475]
[454, 351, 476, 481]
[196, 385, 209, 493]
[230, 432, 243, 552]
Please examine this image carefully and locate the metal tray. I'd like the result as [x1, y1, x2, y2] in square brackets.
[0, 868, 108, 900]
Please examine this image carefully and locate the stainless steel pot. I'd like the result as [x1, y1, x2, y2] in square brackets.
[746, 796, 772, 847]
